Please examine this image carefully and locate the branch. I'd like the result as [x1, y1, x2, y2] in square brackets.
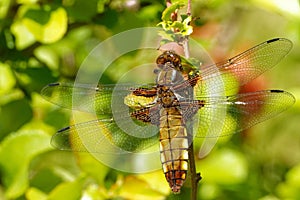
[188, 141, 202, 200]
[187, 0, 192, 16]
[183, 0, 192, 58]
[166, 0, 172, 7]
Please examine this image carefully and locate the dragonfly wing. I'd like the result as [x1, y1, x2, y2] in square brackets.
[41, 82, 114, 114]
[51, 118, 161, 172]
[41, 82, 156, 115]
[51, 118, 159, 153]
[194, 90, 295, 137]
[197, 38, 292, 95]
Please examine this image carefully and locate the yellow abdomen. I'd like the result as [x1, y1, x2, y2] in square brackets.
[159, 107, 189, 193]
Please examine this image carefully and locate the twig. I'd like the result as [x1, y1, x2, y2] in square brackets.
[187, 0, 192, 16]
[183, 0, 192, 58]
[166, 0, 172, 7]
[182, 37, 190, 58]
[183, 1, 201, 199]
[188, 141, 202, 200]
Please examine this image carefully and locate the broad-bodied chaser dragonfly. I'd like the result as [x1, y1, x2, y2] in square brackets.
[42, 38, 295, 193]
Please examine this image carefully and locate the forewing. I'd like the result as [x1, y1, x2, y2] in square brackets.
[41, 82, 156, 115]
[41, 83, 114, 114]
[196, 38, 292, 95]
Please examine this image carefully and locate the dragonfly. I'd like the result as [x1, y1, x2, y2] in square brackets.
[42, 38, 295, 193]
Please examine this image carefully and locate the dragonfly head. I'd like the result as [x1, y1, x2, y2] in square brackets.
[156, 51, 183, 72]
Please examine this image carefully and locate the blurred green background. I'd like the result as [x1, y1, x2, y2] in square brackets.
[0, 0, 300, 199]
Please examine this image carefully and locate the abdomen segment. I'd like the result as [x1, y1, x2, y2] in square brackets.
[159, 107, 189, 193]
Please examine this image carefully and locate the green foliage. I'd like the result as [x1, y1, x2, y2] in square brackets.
[277, 164, 300, 199]
[0, 0, 300, 199]
[0, 98, 32, 140]
[0, 130, 51, 198]
[11, 6, 68, 49]
[157, 1, 193, 44]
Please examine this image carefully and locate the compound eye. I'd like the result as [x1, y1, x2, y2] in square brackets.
[156, 56, 166, 65]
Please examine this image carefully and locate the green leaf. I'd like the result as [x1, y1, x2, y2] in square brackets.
[0, 99, 33, 140]
[97, 0, 110, 13]
[10, 20, 36, 50]
[138, 4, 164, 21]
[286, 164, 300, 187]
[30, 167, 64, 194]
[118, 176, 167, 200]
[66, 0, 99, 22]
[48, 179, 83, 200]
[136, 171, 170, 195]
[76, 153, 110, 184]
[0, 0, 11, 19]
[157, 29, 177, 43]
[196, 148, 248, 185]
[34, 45, 60, 71]
[15, 66, 58, 94]
[157, 15, 193, 44]
[161, 2, 185, 21]
[24, 7, 67, 43]
[0, 130, 52, 199]
[0, 63, 16, 95]
[29, 151, 81, 193]
[17, 0, 39, 3]
[198, 183, 220, 200]
[277, 163, 300, 199]
[11, 5, 68, 48]
[26, 187, 47, 200]
[83, 184, 108, 199]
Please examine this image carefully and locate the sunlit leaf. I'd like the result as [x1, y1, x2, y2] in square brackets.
[136, 171, 170, 195]
[23, 7, 67, 43]
[138, 4, 164, 21]
[0, 130, 51, 199]
[29, 151, 81, 192]
[196, 148, 248, 185]
[10, 20, 36, 50]
[277, 163, 300, 199]
[26, 187, 47, 200]
[17, 0, 39, 3]
[34, 45, 60, 71]
[11, 5, 67, 48]
[0, 63, 16, 95]
[97, 0, 110, 13]
[118, 176, 166, 200]
[0, 0, 10, 19]
[76, 152, 110, 184]
[48, 179, 83, 200]
[161, 2, 185, 21]
[198, 183, 220, 200]
[81, 184, 108, 200]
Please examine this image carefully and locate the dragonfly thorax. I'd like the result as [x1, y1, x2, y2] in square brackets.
[157, 86, 179, 108]
[156, 67, 185, 86]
